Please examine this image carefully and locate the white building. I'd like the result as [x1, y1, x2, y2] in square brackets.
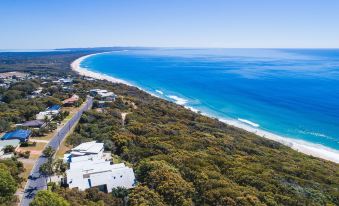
[32, 87, 43, 95]
[63, 141, 104, 162]
[36, 105, 61, 120]
[0, 139, 20, 159]
[36, 110, 59, 120]
[90, 89, 116, 101]
[64, 141, 136, 192]
[58, 78, 73, 84]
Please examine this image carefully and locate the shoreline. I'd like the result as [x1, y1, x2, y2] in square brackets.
[71, 53, 339, 164]
[71, 52, 131, 85]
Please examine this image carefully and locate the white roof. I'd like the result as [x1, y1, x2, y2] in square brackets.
[90, 89, 107, 92]
[0, 139, 21, 149]
[59, 78, 73, 82]
[64, 141, 136, 192]
[99, 92, 116, 97]
[66, 159, 135, 191]
[36, 110, 59, 120]
[72, 141, 104, 154]
[38, 110, 59, 115]
[70, 157, 107, 169]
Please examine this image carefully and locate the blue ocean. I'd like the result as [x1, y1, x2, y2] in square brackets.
[80, 48, 339, 151]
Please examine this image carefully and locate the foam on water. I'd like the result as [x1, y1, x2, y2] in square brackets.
[155, 90, 164, 95]
[237, 118, 260, 127]
[72, 48, 339, 163]
[167, 95, 189, 105]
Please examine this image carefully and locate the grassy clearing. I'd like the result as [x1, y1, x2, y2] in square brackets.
[56, 141, 72, 159]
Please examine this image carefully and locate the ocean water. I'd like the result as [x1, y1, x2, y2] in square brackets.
[80, 48, 339, 151]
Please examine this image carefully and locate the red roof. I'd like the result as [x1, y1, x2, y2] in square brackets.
[63, 94, 79, 104]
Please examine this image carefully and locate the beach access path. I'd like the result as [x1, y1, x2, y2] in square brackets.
[20, 96, 93, 206]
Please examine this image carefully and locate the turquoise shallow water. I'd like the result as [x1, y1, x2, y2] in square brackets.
[80, 48, 339, 151]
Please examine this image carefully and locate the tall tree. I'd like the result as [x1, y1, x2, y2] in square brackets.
[0, 164, 17, 204]
[137, 160, 194, 206]
[111, 187, 129, 206]
[39, 158, 54, 182]
[129, 185, 165, 206]
[42, 146, 55, 158]
[30, 190, 69, 206]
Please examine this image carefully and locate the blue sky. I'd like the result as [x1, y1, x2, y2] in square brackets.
[1, 0, 339, 49]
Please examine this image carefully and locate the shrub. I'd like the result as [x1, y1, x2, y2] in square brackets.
[3, 145, 15, 154]
[30, 190, 69, 206]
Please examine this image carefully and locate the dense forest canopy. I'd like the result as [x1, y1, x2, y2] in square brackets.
[0, 47, 131, 74]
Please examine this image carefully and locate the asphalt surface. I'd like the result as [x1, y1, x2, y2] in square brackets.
[20, 97, 93, 206]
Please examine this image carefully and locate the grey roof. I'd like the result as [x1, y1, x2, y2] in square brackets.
[0, 139, 21, 148]
[22, 120, 45, 127]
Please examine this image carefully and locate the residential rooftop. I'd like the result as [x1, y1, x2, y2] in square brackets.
[72, 141, 104, 155]
[0, 139, 21, 148]
[22, 120, 45, 128]
[47, 105, 61, 111]
[1, 129, 31, 142]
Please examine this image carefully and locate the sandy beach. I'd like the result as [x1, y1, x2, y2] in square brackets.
[71, 53, 339, 164]
[219, 118, 339, 163]
[71, 52, 130, 85]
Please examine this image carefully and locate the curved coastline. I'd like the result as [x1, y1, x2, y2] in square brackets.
[71, 52, 131, 85]
[71, 52, 339, 164]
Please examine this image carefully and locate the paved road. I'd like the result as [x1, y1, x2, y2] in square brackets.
[20, 97, 93, 206]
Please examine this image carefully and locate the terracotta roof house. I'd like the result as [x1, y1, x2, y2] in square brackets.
[63, 94, 79, 106]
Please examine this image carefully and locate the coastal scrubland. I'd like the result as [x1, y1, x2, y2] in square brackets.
[59, 79, 339, 206]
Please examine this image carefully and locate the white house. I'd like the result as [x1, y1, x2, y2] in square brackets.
[36, 105, 61, 120]
[63, 141, 104, 162]
[0, 139, 20, 159]
[64, 141, 136, 192]
[90, 89, 116, 101]
[58, 78, 73, 84]
[66, 161, 135, 192]
[36, 110, 59, 120]
[32, 87, 43, 95]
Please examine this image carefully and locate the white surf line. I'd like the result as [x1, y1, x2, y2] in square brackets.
[237, 118, 260, 127]
[155, 90, 164, 95]
[71, 53, 339, 164]
[166, 95, 189, 105]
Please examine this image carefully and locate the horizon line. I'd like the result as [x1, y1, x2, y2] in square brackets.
[1, 46, 339, 52]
